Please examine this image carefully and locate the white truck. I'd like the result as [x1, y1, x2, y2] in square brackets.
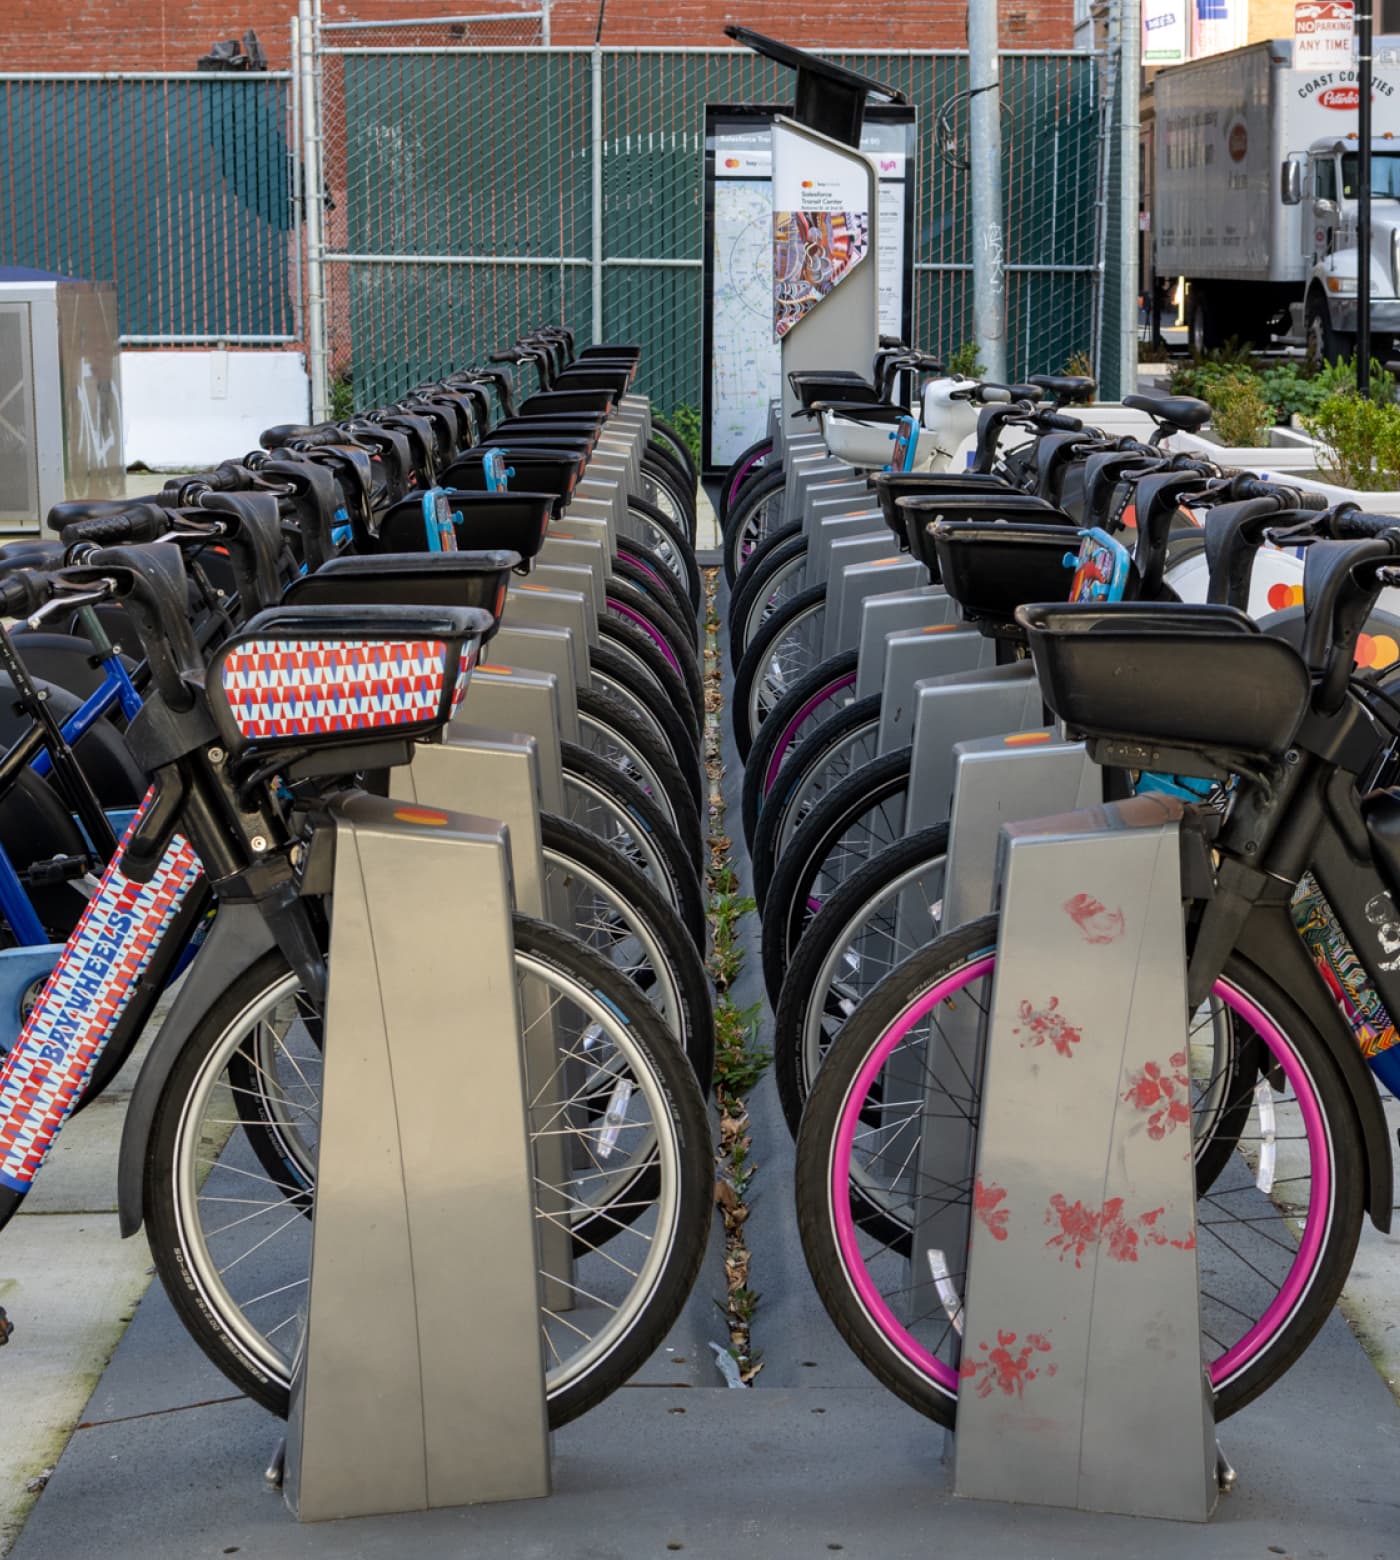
[1151, 36, 1400, 361]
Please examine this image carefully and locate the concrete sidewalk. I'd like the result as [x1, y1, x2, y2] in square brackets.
[7, 568, 1400, 1557]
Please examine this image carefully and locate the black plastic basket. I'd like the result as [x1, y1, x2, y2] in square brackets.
[284, 550, 518, 640]
[374, 491, 552, 562]
[931, 521, 1081, 632]
[1018, 601, 1312, 766]
[896, 492, 1068, 575]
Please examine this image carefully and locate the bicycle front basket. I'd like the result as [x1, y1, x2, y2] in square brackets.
[208, 603, 493, 753]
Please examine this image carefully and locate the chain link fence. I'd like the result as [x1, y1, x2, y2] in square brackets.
[0, 74, 296, 342]
[312, 35, 1110, 421]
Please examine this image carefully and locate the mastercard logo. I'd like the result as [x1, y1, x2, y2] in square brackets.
[1267, 582, 1304, 610]
[1356, 633, 1400, 670]
[393, 807, 450, 827]
[801, 179, 814, 188]
[724, 157, 740, 168]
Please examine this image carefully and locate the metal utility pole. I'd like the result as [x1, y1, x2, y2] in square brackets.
[968, 0, 1006, 381]
[298, 0, 329, 422]
[1119, 0, 1141, 397]
[1359, 0, 1374, 395]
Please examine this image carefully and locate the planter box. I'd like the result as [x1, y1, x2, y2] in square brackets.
[1163, 427, 1320, 471]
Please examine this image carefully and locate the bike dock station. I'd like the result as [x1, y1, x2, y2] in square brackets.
[9, 16, 1400, 1560]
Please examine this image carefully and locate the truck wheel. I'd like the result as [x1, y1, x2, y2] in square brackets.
[1188, 288, 1215, 355]
[1306, 293, 1353, 367]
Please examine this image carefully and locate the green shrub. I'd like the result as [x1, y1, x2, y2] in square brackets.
[1304, 391, 1400, 490]
[947, 341, 985, 378]
[1206, 371, 1271, 447]
[666, 403, 702, 469]
[330, 373, 354, 421]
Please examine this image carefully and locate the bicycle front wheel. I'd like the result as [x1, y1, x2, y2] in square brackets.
[795, 916, 1363, 1426]
[143, 917, 713, 1429]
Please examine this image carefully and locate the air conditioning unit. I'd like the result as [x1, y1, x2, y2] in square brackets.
[0, 269, 123, 533]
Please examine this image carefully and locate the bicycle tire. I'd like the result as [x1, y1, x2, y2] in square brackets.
[606, 581, 706, 742]
[719, 437, 775, 527]
[540, 813, 714, 1089]
[576, 684, 704, 856]
[143, 919, 714, 1429]
[723, 468, 786, 586]
[597, 615, 702, 739]
[795, 918, 1363, 1426]
[772, 824, 949, 1138]
[731, 585, 828, 762]
[624, 495, 702, 612]
[727, 525, 807, 661]
[561, 741, 706, 948]
[739, 652, 860, 847]
[640, 454, 697, 531]
[591, 639, 699, 754]
[613, 552, 699, 652]
[760, 746, 912, 1006]
[750, 692, 879, 909]
[649, 418, 699, 486]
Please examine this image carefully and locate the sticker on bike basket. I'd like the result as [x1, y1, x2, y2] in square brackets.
[220, 638, 456, 740]
[0, 797, 202, 1193]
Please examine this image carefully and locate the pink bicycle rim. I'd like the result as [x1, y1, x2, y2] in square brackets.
[764, 673, 858, 793]
[607, 599, 681, 675]
[726, 449, 769, 511]
[828, 959, 1332, 1396]
[616, 549, 672, 596]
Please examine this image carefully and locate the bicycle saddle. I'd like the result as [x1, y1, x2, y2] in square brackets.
[1122, 391, 1212, 434]
[1028, 374, 1097, 407]
[285, 550, 518, 637]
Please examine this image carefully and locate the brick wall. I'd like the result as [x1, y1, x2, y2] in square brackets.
[3, 0, 1076, 72]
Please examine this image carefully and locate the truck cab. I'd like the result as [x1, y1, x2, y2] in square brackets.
[1285, 135, 1400, 361]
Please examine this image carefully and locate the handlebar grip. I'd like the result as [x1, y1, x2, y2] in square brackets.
[0, 569, 55, 620]
[1331, 510, 1400, 539]
[59, 504, 167, 550]
[1040, 412, 1083, 432]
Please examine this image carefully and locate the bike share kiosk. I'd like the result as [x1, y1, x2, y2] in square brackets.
[723, 28, 904, 425]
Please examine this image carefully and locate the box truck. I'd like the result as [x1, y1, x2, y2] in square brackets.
[1151, 36, 1400, 360]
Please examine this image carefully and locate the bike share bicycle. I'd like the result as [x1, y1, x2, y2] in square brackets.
[0, 333, 718, 1447]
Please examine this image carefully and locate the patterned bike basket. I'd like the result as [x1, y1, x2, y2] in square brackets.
[215, 635, 476, 747]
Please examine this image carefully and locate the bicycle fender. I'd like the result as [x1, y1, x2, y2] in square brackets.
[1236, 906, 1394, 1234]
[117, 903, 275, 1237]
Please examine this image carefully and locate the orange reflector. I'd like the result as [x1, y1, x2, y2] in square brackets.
[394, 807, 450, 826]
[1005, 731, 1053, 747]
[478, 664, 512, 674]
[923, 624, 960, 634]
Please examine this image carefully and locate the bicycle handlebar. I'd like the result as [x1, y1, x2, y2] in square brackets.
[59, 504, 169, 551]
[1329, 510, 1400, 540]
[0, 569, 57, 620]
